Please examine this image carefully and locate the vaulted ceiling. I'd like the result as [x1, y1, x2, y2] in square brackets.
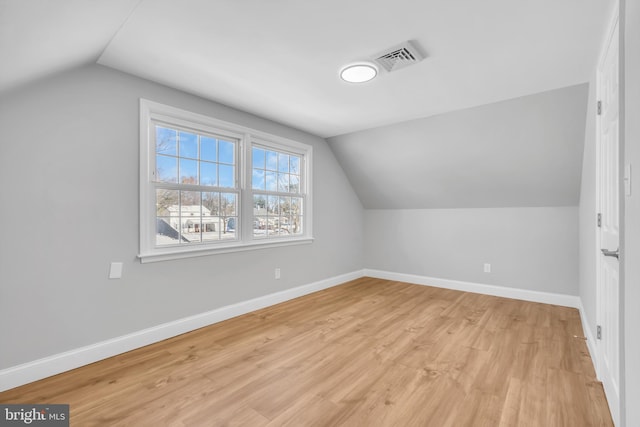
[328, 84, 589, 208]
[2, 0, 613, 138]
[1, 0, 614, 208]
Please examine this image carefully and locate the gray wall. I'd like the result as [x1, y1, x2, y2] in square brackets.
[328, 85, 588, 209]
[334, 84, 585, 299]
[364, 207, 579, 295]
[622, 1, 640, 425]
[0, 64, 364, 369]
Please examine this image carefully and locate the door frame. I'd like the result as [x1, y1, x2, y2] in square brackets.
[595, 3, 621, 425]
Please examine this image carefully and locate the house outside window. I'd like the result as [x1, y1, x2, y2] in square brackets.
[139, 99, 313, 262]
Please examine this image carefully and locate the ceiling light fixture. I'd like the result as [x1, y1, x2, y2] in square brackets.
[340, 63, 378, 83]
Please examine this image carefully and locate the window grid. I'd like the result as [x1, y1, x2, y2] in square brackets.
[153, 123, 239, 247]
[140, 99, 313, 262]
[154, 125, 236, 188]
[251, 145, 304, 238]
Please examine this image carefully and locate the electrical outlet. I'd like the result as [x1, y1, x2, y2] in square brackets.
[484, 263, 491, 273]
[109, 262, 123, 279]
[275, 268, 281, 279]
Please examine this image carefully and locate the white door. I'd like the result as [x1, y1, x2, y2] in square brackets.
[596, 11, 620, 427]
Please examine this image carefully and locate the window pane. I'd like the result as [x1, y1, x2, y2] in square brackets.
[201, 162, 217, 186]
[184, 218, 202, 242]
[254, 216, 267, 237]
[180, 159, 198, 184]
[219, 164, 235, 188]
[289, 175, 300, 193]
[156, 217, 180, 246]
[226, 217, 237, 232]
[290, 156, 300, 174]
[201, 136, 217, 161]
[156, 189, 180, 245]
[156, 155, 177, 183]
[278, 173, 289, 192]
[291, 197, 303, 215]
[267, 218, 277, 235]
[202, 191, 220, 216]
[265, 171, 277, 191]
[201, 192, 238, 242]
[181, 191, 202, 242]
[278, 196, 291, 215]
[202, 217, 220, 241]
[202, 221, 218, 233]
[266, 151, 278, 171]
[179, 131, 198, 159]
[248, 145, 304, 241]
[291, 215, 303, 235]
[183, 218, 202, 242]
[253, 147, 265, 169]
[219, 140, 235, 164]
[180, 191, 201, 210]
[278, 153, 289, 173]
[278, 220, 289, 235]
[156, 189, 179, 215]
[156, 126, 177, 155]
[221, 193, 237, 216]
[222, 217, 237, 240]
[252, 169, 265, 190]
[291, 197, 303, 235]
[254, 194, 266, 207]
[202, 191, 221, 241]
[267, 195, 279, 215]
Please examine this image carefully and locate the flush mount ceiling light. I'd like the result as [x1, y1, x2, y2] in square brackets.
[340, 62, 378, 83]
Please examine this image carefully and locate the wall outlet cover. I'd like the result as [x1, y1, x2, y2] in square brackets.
[109, 262, 123, 279]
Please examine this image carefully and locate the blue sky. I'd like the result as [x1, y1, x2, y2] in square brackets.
[155, 126, 236, 187]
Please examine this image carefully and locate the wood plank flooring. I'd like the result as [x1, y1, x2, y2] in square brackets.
[0, 278, 613, 426]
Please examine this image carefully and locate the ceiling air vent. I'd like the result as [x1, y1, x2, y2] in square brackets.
[373, 40, 425, 72]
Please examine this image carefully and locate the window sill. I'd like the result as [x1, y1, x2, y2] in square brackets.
[138, 237, 314, 263]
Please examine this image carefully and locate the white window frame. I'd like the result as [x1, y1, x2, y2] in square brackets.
[139, 99, 313, 263]
[250, 138, 307, 241]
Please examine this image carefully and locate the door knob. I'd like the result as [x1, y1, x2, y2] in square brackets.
[601, 248, 619, 259]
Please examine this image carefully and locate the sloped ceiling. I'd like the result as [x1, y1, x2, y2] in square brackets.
[1, 0, 612, 138]
[0, 0, 140, 92]
[1, 1, 610, 209]
[327, 84, 589, 209]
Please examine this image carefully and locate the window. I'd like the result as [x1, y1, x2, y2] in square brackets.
[139, 100, 312, 262]
[154, 126, 239, 246]
[251, 145, 303, 238]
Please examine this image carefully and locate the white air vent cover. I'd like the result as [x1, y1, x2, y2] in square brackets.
[373, 40, 425, 72]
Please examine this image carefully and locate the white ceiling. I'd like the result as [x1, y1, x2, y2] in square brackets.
[328, 84, 589, 209]
[0, 0, 140, 93]
[1, 0, 613, 138]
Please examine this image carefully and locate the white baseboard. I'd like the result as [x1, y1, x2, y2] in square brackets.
[576, 301, 618, 426]
[363, 269, 582, 308]
[0, 268, 588, 393]
[577, 300, 598, 366]
[0, 270, 364, 392]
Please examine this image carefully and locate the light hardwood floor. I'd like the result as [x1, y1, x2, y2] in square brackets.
[0, 278, 612, 426]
